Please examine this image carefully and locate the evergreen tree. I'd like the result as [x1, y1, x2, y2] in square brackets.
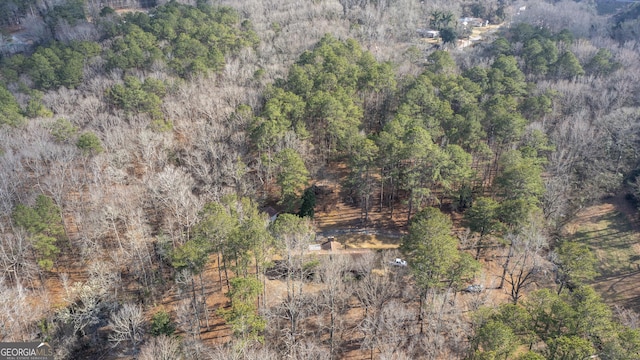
[76, 132, 104, 155]
[13, 195, 65, 271]
[218, 277, 266, 343]
[464, 197, 504, 259]
[275, 148, 309, 210]
[401, 208, 468, 333]
[0, 83, 24, 126]
[554, 51, 584, 79]
[150, 310, 176, 337]
[298, 187, 316, 218]
[553, 241, 598, 294]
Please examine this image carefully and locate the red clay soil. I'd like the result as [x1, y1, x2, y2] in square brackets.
[165, 255, 235, 345]
[313, 162, 414, 233]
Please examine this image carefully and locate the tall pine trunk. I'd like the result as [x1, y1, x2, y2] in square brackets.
[191, 276, 201, 338]
[499, 241, 514, 289]
[199, 272, 210, 331]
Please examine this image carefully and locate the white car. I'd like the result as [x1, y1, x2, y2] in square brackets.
[463, 284, 484, 293]
[390, 258, 408, 267]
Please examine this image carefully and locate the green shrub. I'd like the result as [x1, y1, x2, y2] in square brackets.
[25, 91, 53, 118]
[76, 132, 103, 154]
[50, 118, 78, 143]
[150, 310, 175, 336]
[0, 83, 24, 126]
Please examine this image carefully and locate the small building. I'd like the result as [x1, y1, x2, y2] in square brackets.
[262, 206, 279, 222]
[459, 17, 485, 27]
[321, 239, 342, 251]
[308, 244, 322, 251]
[417, 29, 440, 38]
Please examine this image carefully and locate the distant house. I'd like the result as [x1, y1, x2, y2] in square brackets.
[308, 244, 322, 251]
[417, 29, 440, 38]
[262, 206, 279, 222]
[459, 17, 485, 27]
[321, 238, 342, 251]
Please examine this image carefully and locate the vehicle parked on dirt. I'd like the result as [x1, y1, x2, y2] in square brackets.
[463, 284, 484, 293]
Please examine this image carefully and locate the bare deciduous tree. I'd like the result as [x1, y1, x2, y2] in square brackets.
[175, 297, 200, 341]
[108, 303, 145, 350]
[0, 229, 39, 287]
[125, 207, 155, 291]
[512, 0, 606, 38]
[354, 255, 396, 316]
[147, 166, 201, 246]
[87, 259, 121, 299]
[57, 278, 113, 343]
[138, 335, 182, 360]
[375, 300, 415, 356]
[501, 220, 550, 304]
[319, 254, 351, 358]
[614, 305, 640, 330]
[0, 278, 48, 341]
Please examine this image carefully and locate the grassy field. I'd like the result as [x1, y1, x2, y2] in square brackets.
[567, 200, 640, 276]
[567, 196, 640, 310]
[339, 233, 402, 250]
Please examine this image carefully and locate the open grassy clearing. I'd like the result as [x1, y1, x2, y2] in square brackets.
[566, 196, 640, 310]
[567, 198, 640, 276]
[339, 233, 402, 250]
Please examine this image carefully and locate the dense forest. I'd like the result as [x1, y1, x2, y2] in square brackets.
[2, 0, 640, 359]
